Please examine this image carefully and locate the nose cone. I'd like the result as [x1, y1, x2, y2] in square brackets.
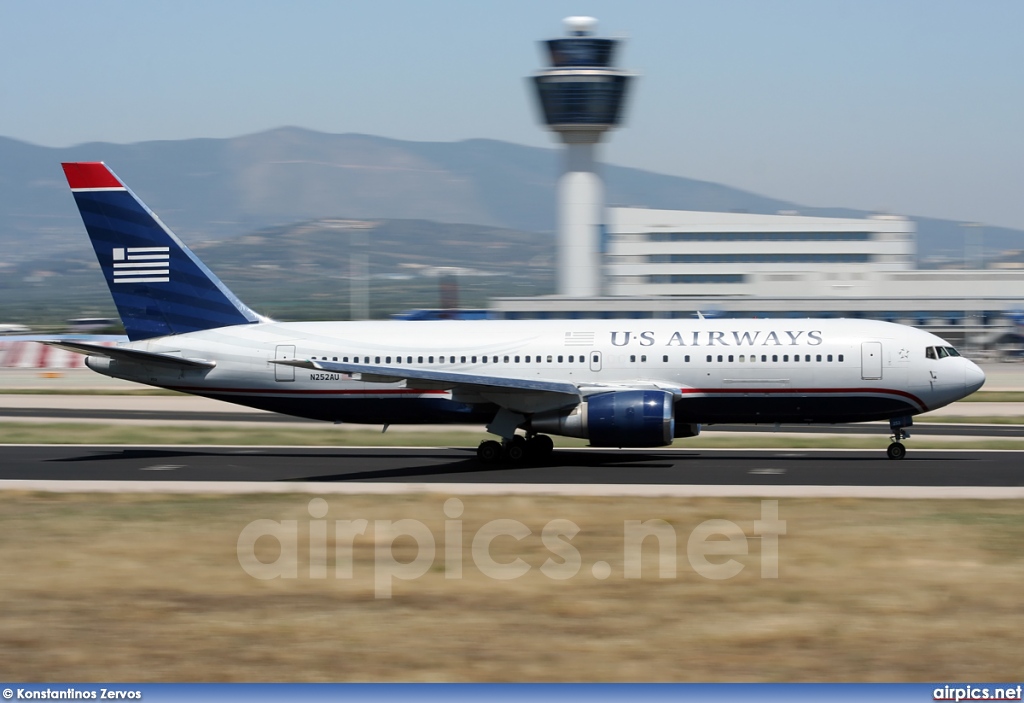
[965, 361, 986, 395]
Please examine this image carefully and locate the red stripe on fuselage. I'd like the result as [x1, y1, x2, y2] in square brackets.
[62, 162, 123, 190]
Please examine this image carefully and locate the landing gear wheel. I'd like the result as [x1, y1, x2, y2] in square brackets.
[506, 442, 527, 462]
[526, 434, 554, 459]
[477, 440, 502, 464]
[886, 442, 906, 460]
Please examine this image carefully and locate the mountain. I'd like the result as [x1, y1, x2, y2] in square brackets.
[0, 216, 557, 324]
[1, 127, 1021, 265]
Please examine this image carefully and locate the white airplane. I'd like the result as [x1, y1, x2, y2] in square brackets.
[49, 162, 985, 461]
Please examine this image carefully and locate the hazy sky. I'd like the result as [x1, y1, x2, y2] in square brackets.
[2, 1, 1022, 229]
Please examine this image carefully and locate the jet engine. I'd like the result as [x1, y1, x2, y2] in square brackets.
[530, 390, 677, 447]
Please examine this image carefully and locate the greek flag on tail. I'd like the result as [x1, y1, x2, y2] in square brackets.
[61, 162, 264, 341]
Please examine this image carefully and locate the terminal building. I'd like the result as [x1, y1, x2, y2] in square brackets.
[492, 205, 1024, 352]
[494, 17, 1024, 354]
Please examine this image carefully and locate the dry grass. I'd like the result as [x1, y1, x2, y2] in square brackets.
[1, 493, 1023, 681]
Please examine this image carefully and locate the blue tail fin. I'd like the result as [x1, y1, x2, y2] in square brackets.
[62, 162, 263, 341]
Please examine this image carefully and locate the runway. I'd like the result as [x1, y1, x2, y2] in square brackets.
[0, 401, 1021, 437]
[2, 445, 1023, 487]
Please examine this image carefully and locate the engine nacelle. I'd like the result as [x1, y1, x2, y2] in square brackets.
[531, 390, 676, 447]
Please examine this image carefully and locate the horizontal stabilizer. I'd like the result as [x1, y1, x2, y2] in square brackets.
[43, 340, 216, 369]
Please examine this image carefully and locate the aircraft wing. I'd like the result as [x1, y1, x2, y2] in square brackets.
[274, 358, 684, 415]
[43, 340, 216, 370]
[274, 358, 580, 396]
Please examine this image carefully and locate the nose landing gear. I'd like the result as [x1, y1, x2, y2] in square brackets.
[887, 416, 913, 460]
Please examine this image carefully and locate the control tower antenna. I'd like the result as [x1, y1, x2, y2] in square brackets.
[531, 16, 634, 297]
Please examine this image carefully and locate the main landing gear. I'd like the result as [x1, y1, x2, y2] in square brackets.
[476, 433, 554, 464]
[887, 416, 913, 460]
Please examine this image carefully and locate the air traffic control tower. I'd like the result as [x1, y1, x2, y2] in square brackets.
[532, 16, 633, 297]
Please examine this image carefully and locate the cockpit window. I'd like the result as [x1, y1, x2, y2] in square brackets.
[927, 345, 962, 359]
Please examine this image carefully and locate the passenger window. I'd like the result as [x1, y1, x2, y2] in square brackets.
[558, 355, 564, 363]
[504, 356, 510, 363]
[761, 355, 767, 362]
[717, 355, 723, 362]
[640, 355, 647, 362]
[783, 355, 789, 362]
[772, 355, 778, 362]
[738, 355, 745, 362]
[472, 356, 477, 363]
[806, 355, 811, 362]
[630, 355, 636, 363]
[838, 354, 844, 362]
[816, 355, 821, 362]
[684, 355, 690, 363]
[728, 355, 734, 362]
[514, 356, 520, 363]
[663, 355, 669, 363]
[429, 356, 434, 363]
[827, 355, 833, 362]
[460, 356, 466, 363]
[418, 356, 423, 363]
[547, 355, 553, 363]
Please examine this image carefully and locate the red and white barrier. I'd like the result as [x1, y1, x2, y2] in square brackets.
[0, 341, 118, 369]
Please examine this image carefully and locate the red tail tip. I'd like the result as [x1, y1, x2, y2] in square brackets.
[62, 162, 123, 190]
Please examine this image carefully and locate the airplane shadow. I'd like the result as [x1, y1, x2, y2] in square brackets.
[291, 448, 682, 482]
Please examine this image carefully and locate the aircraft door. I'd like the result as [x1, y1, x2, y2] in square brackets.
[861, 341, 882, 380]
[275, 344, 296, 382]
[589, 350, 603, 372]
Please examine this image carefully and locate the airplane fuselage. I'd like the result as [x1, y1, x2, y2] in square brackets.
[83, 317, 984, 428]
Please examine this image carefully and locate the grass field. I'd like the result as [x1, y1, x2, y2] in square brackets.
[1, 493, 1023, 681]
